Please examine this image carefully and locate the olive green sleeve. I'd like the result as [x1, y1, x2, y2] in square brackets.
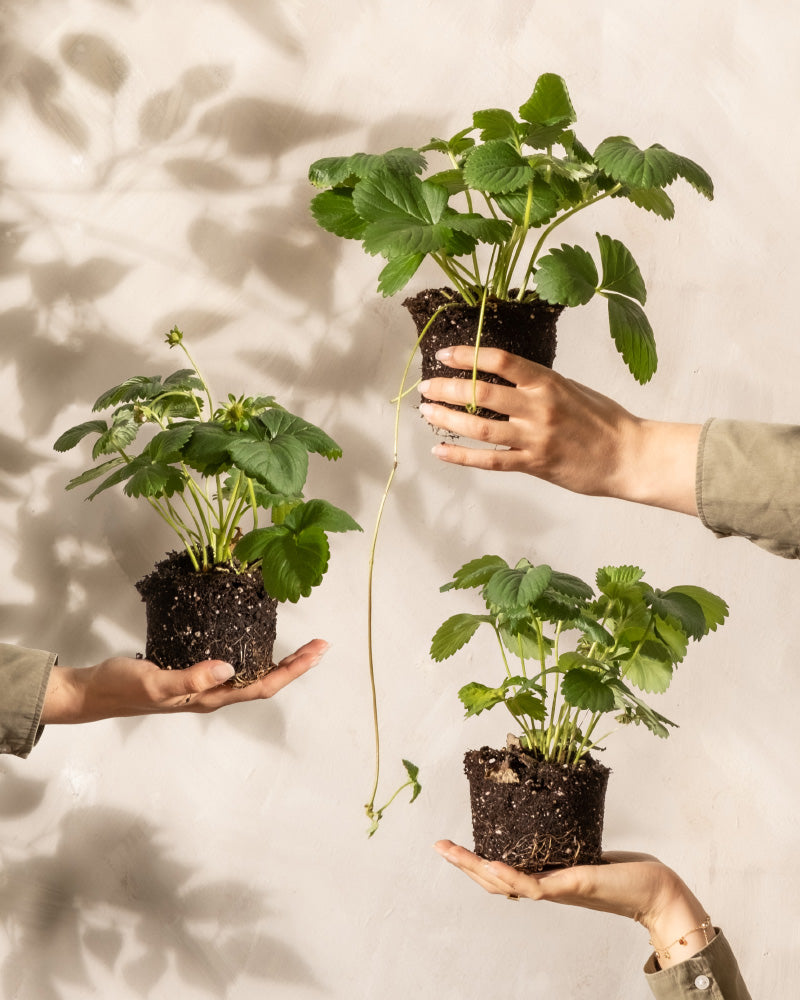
[0, 643, 57, 757]
[696, 418, 800, 558]
[644, 931, 752, 999]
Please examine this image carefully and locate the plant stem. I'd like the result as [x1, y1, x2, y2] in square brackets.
[218, 471, 248, 557]
[363, 302, 456, 829]
[430, 253, 478, 303]
[492, 626, 514, 680]
[503, 183, 535, 295]
[547, 622, 564, 733]
[373, 777, 414, 817]
[146, 497, 201, 570]
[247, 478, 259, 530]
[183, 476, 216, 565]
[176, 341, 214, 416]
[467, 279, 491, 413]
[516, 631, 528, 680]
[515, 184, 623, 299]
[572, 712, 602, 765]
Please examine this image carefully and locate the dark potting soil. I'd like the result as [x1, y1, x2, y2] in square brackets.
[403, 287, 563, 420]
[135, 550, 278, 687]
[464, 745, 611, 874]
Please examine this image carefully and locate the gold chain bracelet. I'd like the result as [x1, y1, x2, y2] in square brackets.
[649, 916, 712, 961]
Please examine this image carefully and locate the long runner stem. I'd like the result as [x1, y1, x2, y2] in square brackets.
[364, 303, 455, 832]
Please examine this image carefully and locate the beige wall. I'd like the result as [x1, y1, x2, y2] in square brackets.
[1, 1, 796, 996]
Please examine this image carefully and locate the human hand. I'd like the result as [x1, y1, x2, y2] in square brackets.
[41, 638, 329, 724]
[418, 347, 700, 516]
[434, 839, 714, 969]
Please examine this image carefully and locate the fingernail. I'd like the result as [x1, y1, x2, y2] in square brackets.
[418, 380, 430, 394]
[435, 347, 454, 364]
[419, 402, 432, 418]
[211, 662, 235, 683]
[311, 643, 330, 667]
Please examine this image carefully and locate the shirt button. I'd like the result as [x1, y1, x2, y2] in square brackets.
[694, 975, 711, 990]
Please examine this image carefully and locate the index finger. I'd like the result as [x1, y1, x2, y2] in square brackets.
[435, 840, 540, 898]
[233, 638, 330, 701]
[434, 346, 554, 387]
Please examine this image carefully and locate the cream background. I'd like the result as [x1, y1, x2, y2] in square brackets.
[0, 1, 796, 997]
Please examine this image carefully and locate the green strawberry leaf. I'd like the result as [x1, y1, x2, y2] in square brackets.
[402, 759, 422, 803]
[645, 589, 707, 641]
[283, 498, 361, 534]
[597, 233, 647, 305]
[593, 136, 681, 190]
[53, 419, 108, 452]
[242, 524, 331, 603]
[622, 639, 674, 693]
[65, 455, 126, 490]
[227, 436, 309, 497]
[310, 189, 367, 240]
[596, 565, 645, 597]
[605, 292, 657, 384]
[458, 681, 506, 718]
[574, 614, 614, 647]
[377, 253, 425, 295]
[547, 570, 594, 600]
[667, 586, 729, 632]
[123, 461, 186, 500]
[462, 140, 534, 194]
[440, 554, 508, 592]
[561, 668, 616, 712]
[147, 424, 195, 463]
[500, 619, 546, 661]
[86, 462, 137, 500]
[309, 148, 426, 188]
[92, 375, 164, 411]
[675, 155, 714, 200]
[505, 690, 546, 721]
[608, 678, 676, 738]
[443, 208, 512, 244]
[616, 186, 675, 219]
[256, 409, 343, 460]
[91, 411, 139, 459]
[494, 177, 559, 227]
[308, 155, 359, 188]
[180, 423, 236, 476]
[535, 244, 598, 306]
[425, 168, 468, 195]
[430, 613, 488, 660]
[473, 107, 521, 143]
[484, 563, 552, 610]
[653, 614, 689, 664]
[519, 73, 576, 130]
[353, 173, 451, 257]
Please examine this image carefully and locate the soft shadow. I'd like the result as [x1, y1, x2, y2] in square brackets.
[213, 0, 305, 58]
[0, 770, 48, 819]
[0, 806, 316, 998]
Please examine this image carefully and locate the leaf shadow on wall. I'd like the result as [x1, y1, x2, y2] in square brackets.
[0, 20, 355, 744]
[0, 802, 316, 999]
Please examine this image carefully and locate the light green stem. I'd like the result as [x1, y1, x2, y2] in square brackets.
[467, 279, 492, 414]
[572, 712, 602, 765]
[364, 302, 457, 827]
[516, 184, 623, 299]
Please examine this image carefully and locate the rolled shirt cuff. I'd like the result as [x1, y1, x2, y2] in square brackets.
[696, 418, 800, 558]
[0, 644, 57, 757]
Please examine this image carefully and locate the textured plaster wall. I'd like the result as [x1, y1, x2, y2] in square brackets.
[0, 1, 797, 997]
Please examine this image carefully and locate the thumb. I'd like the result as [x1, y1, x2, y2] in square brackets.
[172, 659, 236, 698]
